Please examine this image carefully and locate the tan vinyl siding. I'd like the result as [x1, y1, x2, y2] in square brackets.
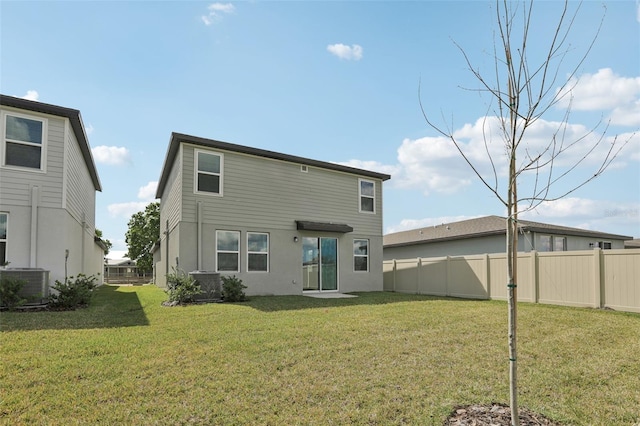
[180, 145, 383, 235]
[0, 111, 64, 208]
[64, 121, 95, 229]
[160, 147, 183, 233]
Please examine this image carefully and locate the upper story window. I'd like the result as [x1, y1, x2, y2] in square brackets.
[195, 150, 223, 195]
[359, 179, 375, 213]
[0, 213, 7, 266]
[2, 113, 46, 171]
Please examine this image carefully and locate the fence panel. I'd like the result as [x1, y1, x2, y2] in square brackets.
[603, 249, 640, 313]
[383, 249, 640, 313]
[537, 251, 597, 308]
[418, 257, 448, 296]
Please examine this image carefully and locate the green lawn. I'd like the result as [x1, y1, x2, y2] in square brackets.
[1, 285, 639, 425]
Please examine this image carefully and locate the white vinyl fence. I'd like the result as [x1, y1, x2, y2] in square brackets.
[383, 249, 640, 313]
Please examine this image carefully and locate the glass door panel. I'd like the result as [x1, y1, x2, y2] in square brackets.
[302, 237, 338, 292]
[302, 237, 319, 291]
[320, 238, 337, 291]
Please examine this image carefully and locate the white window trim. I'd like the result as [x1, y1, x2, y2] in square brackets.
[247, 232, 269, 273]
[194, 149, 223, 196]
[353, 238, 369, 272]
[1, 110, 48, 173]
[358, 178, 375, 214]
[0, 212, 8, 266]
[216, 230, 240, 273]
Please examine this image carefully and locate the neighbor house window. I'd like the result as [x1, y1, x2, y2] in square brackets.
[247, 232, 269, 272]
[0, 213, 7, 266]
[216, 230, 239, 272]
[195, 150, 223, 195]
[554, 236, 567, 251]
[539, 235, 552, 252]
[598, 241, 612, 250]
[353, 239, 369, 272]
[359, 179, 375, 213]
[3, 113, 46, 170]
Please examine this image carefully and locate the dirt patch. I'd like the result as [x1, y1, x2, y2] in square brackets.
[445, 403, 560, 425]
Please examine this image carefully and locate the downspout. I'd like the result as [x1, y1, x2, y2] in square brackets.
[165, 219, 169, 275]
[81, 212, 86, 272]
[197, 201, 202, 271]
[29, 186, 39, 267]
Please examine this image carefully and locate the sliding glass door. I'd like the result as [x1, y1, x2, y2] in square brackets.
[302, 237, 338, 291]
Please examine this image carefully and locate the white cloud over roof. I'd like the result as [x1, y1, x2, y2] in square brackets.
[91, 145, 131, 166]
[556, 68, 640, 126]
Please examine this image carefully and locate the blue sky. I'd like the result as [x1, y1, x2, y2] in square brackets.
[2, 1, 639, 259]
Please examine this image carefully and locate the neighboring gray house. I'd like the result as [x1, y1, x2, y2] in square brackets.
[0, 95, 104, 294]
[384, 215, 632, 260]
[154, 132, 391, 296]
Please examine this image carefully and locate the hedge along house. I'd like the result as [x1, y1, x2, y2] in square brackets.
[154, 132, 391, 296]
[0, 95, 105, 297]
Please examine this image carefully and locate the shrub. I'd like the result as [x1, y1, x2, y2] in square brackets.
[221, 275, 247, 302]
[50, 274, 97, 310]
[0, 276, 27, 309]
[166, 268, 201, 304]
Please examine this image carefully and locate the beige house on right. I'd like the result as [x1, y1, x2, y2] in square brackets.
[383, 215, 632, 260]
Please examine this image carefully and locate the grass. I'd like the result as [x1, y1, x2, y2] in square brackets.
[1, 285, 639, 425]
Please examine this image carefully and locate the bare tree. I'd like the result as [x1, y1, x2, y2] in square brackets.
[420, 1, 631, 424]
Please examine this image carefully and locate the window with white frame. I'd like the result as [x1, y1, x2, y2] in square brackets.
[359, 179, 375, 213]
[247, 232, 269, 272]
[216, 230, 239, 272]
[3, 113, 46, 170]
[353, 239, 369, 272]
[0, 213, 7, 266]
[195, 150, 223, 195]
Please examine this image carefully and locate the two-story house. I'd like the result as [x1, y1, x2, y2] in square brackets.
[0, 95, 104, 296]
[154, 132, 391, 296]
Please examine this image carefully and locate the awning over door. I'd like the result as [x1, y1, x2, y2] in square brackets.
[295, 220, 353, 233]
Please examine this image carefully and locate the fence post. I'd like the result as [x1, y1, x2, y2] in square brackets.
[531, 250, 538, 304]
[416, 257, 422, 294]
[392, 259, 397, 292]
[593, 248, 603, 309]
[484, 253, 491, 299]
[445, 256, 451, 297]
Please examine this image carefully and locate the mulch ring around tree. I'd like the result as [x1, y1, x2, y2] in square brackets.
[445, 403, 561, 425]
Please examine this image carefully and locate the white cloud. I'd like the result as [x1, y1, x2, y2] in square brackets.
[201, 2, 235, 25]
[137, 181, 158, 201]
[107, 202, 148, 219]
[556, 68, 640, 126]
[92, 146, 131, 166]
[521, 198, 640, 237]
[327, 43, 363, 61]
[85, 124, 94, 135]
[384, 113, 638, 199]
[19, 90, 39, 101]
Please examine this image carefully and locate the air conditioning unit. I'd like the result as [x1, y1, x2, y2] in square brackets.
[0, 268, 50, 305]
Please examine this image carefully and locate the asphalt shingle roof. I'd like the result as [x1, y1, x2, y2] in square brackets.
[383, 215, 632, 248]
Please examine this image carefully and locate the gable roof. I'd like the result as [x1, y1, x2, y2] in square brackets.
[156, 132, 391, 199]
[383, 215, 632, 248]
[0, 95, 102, 191]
